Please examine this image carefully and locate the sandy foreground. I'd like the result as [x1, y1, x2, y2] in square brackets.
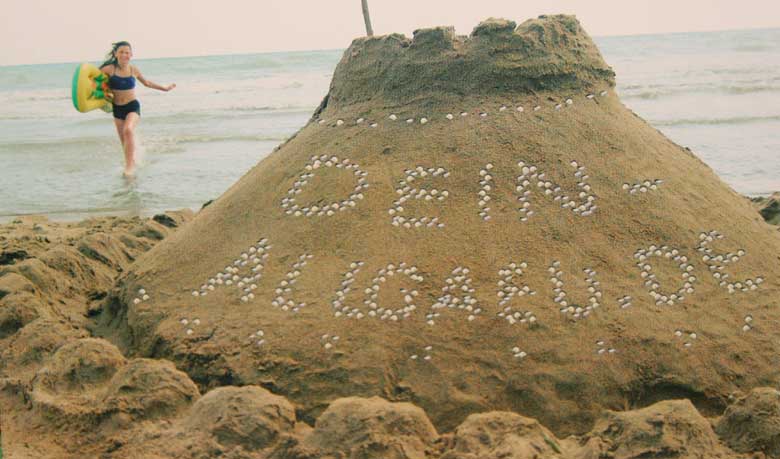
[0, 198, 776, 458]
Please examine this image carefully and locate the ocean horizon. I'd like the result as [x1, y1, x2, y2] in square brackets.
[3, 25, 777, 68]
[1, 26, 779, 222]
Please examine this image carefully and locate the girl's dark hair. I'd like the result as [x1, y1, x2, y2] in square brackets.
[101, 41, 132, 67]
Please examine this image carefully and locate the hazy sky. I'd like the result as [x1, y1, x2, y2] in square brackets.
[2, 0, 779, 66]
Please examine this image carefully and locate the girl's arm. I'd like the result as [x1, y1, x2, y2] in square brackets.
[99, 64, 115, 100]
[134, 66, 176, 91]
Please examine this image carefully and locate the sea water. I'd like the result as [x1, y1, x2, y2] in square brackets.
[0, 27, 778, 221]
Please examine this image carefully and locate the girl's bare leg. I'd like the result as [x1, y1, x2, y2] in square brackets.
[113, 118, 125, 147]
[121, 113, 140, 176]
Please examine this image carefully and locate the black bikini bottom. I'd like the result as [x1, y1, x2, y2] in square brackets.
[113, 100, 141, 120]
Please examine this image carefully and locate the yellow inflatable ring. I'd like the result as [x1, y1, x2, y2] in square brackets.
[71, 63, 112, 113]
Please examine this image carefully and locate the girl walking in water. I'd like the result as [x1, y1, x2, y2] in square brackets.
[100, 41, 175, 176]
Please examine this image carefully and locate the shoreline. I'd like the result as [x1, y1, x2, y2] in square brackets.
[0, 203, 208, 225]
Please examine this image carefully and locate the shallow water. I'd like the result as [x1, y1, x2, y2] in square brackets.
[0, 28, 778, 221]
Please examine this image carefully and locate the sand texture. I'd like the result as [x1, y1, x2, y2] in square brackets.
[2, 14, 780, 459]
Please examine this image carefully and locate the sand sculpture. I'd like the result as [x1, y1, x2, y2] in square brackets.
[94, 14, 780, 437]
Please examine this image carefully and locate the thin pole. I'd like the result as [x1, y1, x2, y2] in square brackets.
[361, 0, 374, 36]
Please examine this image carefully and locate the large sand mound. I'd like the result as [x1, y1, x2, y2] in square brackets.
[94, 15, 780, 437]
